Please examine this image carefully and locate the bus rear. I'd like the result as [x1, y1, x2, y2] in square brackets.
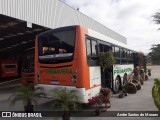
[35, 26, 98, 103]
[0, 59, 18, 78]
[21, 48, 34, 84]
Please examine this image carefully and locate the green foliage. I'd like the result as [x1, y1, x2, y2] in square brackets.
[98, 51, 115, 72]
[9, 84, 45, 106]
[151, 12, 160, 64]
[147, 44, 160, 65]
[51, 89, 80, 112]
[152, 78, 160, 111]
[153, 12, 160, 29]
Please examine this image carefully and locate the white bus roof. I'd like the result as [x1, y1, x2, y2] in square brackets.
[88, 28, 135, 51]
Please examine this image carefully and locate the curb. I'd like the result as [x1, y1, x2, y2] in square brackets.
[0, 78, 21, 85]
[0, 78, 21, 89]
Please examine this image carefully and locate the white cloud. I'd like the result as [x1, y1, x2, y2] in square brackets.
[62, 0, 160, 54]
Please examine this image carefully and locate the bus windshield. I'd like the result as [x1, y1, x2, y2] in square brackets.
[22, 55, 34, 72]
[38, 27, 76, 64]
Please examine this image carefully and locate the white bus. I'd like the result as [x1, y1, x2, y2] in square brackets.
[35, 25, 144, 103]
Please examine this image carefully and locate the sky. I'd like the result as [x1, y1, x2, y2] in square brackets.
[61, 0, 160, 54]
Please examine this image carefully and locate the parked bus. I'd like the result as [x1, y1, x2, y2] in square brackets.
[21, 48, 34, 84]
[0, 59, 18, 78]
[34, 25, 145, 103]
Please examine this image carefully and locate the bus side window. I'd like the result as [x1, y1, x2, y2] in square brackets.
[112, 46, 115, 53]
[115, 46, 120, 64]
[86, 37, 98, 66]
[99, 43, 111, 53]
[86, 39, 91, 56]
[99, 44, 104, 52]
[130, 51, 133, 63]
[121, 48, 127, 64]
[91, 40, 97, 55]
[127, 50, 130, 64]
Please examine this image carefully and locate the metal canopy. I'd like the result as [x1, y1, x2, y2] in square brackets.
[0, 14, 49, 57]
[0, 0, 126, 44]
[0, 0, 127, 58]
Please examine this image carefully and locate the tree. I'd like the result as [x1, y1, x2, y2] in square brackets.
[98, 51, 115, 72]
[51, 89, 80, 120]
[150, 12, 160, 64]
[153, 12, 160, 29]
[147, 44, 160, 65]
[98, 51, 115, 88]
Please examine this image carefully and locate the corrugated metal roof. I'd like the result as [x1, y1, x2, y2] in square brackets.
[0, 14, 49, 57]
[0, 0, 127, 44]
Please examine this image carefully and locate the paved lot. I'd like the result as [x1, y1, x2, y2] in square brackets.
[0, 66, 160, 120]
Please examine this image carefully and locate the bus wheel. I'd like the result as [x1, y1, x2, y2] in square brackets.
[114, 77, 120, 94]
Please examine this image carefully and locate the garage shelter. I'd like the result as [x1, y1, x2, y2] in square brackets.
[0, 0, 126, 74]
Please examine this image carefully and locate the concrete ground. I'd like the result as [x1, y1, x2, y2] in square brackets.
[0, 66, 159, 120]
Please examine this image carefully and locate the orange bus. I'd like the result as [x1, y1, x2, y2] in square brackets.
[21, 48, 34, 84]
[35, 25, 138, 103]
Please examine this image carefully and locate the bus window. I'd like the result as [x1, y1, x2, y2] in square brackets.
[38, 28, 76, 64]
[121, 48, 125, 58]
[86, 39, 91, 56]
[91, 40, 97, 55]
[86, 37, 98, 66]
[112, 46, 115, 53]
[99, 44, 104, 52]
[130, 51, 133, 59]
[129, 51, 133, 63]
[99, 43, 111, 52]
[121, 48, 128, 64]
[115, 47, 120, 58]
[115, 46, 121, 64]
[124, 49, 127, 58]
[127, 50, 130, 63]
